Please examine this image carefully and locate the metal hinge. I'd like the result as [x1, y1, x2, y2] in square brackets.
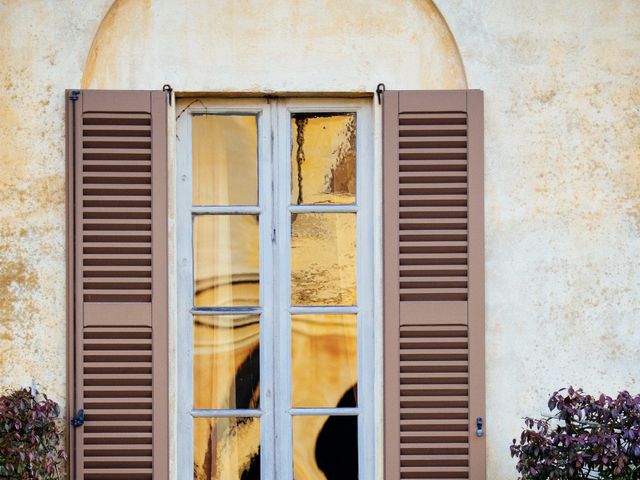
[69, 90, 80, 102]
[71, 409, 85, 427]
[476, 416, 484, 437]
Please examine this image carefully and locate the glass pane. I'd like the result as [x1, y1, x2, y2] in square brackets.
[293, 415, 358, 480]
[192, 114, 258, 206]
[194, 417, 260, 480]
[194, 315, 260, 410]
[291, 213, 356, 306]
[292, 314, 357, 408]
[291, 113, 356, 205]
[194, 215, 259, 307]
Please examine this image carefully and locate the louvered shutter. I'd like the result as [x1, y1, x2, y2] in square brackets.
[383, 90, 485, 479]
[66, 90, 169, 479]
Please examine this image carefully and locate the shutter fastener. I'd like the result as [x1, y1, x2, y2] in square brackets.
[71, 409, 85, 427]
[376, 83, 386, 105]
[163, 84, 173, 106]
[476, 416, 483, 437]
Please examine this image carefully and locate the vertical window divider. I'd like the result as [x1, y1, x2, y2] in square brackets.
[259, 101, 275, 480]
[274, 98, 294, 480]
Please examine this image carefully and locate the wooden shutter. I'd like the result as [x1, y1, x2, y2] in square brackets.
[383, 90, 485, 479]
[66, 90, 168, 479]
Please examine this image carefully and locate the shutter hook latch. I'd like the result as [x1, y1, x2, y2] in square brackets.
[376, 83, 386, 105]
[71, 409, 85, 428]
[163, 84, 173, 106]
[476, 416, 484, 437]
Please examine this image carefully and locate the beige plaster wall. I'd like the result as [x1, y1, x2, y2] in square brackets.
[0, 0, 638, 477]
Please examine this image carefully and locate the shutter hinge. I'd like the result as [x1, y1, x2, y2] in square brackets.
[69, 90, 80, 102]
[71, 409, 85, 427]
[376, 83, 385, 105]
[163, 84, 173, 106]
[476, 416, 483, 437]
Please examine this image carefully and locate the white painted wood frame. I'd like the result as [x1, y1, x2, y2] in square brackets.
[176, 97, 374, 480]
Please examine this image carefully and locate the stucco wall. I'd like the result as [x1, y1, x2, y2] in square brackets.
[0, 0, 638, 478]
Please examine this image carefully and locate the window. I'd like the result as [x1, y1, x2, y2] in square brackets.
[176, 98, 374, 479]
[66, 88, 484, 480]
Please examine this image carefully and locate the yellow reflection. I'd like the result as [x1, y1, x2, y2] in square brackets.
[194, 417, 260, 480]
[291, 113, 356, 205]
[193, 215, 259, 307]
[292, 314, 357, 408]
[291, 213, 356, 306]
[293, 416, 358, 480]
[192, 114, 258, 206]
[193, 315, 259, 410]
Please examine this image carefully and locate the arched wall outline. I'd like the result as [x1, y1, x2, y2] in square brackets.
[82, 0, 467, 91]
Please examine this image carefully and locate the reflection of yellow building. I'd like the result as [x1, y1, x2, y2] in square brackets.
[192, 112, 358, 479]
[291, 315, 358, 480]
[192, 313, 358, 479]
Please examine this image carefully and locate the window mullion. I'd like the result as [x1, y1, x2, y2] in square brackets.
[274, 98, 295, 480]
[260, 100, 276, 480]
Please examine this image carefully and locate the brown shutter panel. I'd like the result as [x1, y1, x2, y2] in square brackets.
[66, 90, 168, 479]
[383, 90, 485, 479]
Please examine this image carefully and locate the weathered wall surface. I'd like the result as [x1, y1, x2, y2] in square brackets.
[0, 0, 112, 397]
[0, 0, 638, 477]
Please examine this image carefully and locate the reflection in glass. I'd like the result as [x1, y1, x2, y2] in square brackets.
[194, 417, 260, 480]
[192, 114, 258, 206]
[292, 314, 357, 408]
[193, 315, 260, 410]
[293, 415, 358, 480]
[291, 213, 356, 306]
[193, 215, 259, 307]
[291, 113, 356, 205]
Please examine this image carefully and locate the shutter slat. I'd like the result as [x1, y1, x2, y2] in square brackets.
[83, 124, 151, 135]
[384, 90, 484, 479]
[399, 125, 467, 135]
[67, 90, 168, 479]
[399, 161, 467, 172]
[82, 160, 152, 172]
[401, 444, 469, 455]
[83, 137, 152, 148]
[399, 136, 467, 147]
[399, 149, 468, 160]
[400, 196, 468, 206]
[399, 171, 468, 181]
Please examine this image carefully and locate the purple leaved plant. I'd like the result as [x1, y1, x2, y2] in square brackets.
[0, 388, 66, 479]
[511, 387, 640, 479]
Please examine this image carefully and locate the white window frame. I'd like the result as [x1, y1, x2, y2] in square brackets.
[176, 97, 374, 480]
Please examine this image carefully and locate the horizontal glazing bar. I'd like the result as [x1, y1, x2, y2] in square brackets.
[289, 408, 360, 416]
[191, 306, 263, 315]
[289, 204, 358, 214]
[288, 306, 358, 314]
[191, 409, 263, 418]
[191, 205, 261, 215]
